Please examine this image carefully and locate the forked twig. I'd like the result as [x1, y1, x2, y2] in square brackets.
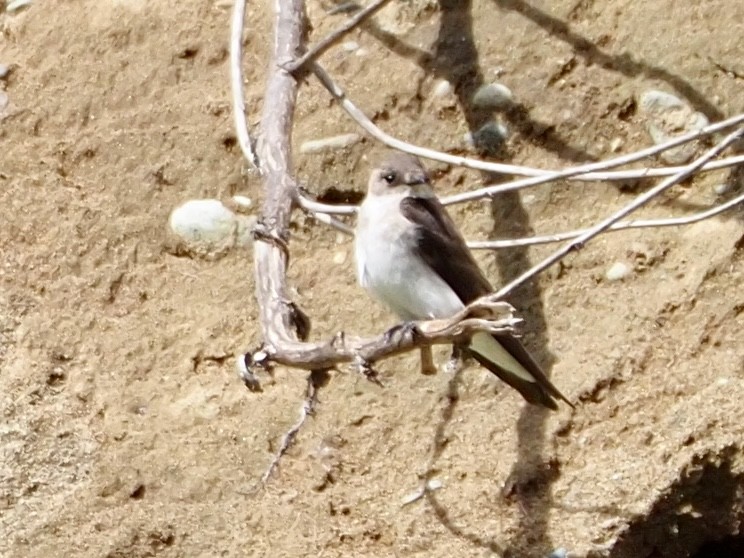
[258, 369, 327, 485]
[284, 0, 392, 74]
[493, 127, 744, 300]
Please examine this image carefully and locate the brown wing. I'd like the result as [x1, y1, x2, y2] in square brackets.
[399, 196, 492, 304]
[399, 196, 573, 409]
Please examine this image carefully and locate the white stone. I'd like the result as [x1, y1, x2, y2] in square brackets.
[6, 0, 33, 12]
[605, 262, 631, 282]
[639, 90, 709, 165]
[609, 137, 624, 152]
[169, 199, 254, 251]
[300, 133, 361, 154]
[341, 41, 359, 52]
[232, 195, 252, 208]
[0, 64, 9, 79]
[472, 82, 514, 109]
[425, 479, 443, 491]
[333, 251, 347, 265]
[713, 183, 729, 196]
[432, 79, 453, 98]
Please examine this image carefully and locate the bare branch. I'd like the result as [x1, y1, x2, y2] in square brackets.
[285, 0, 392, 74]
[242, 296, 519, 374]
[311, 62, 744, 179]
[469, 191, 744, 249]
[230, 0, 260, 170]
[492, 127, 744, 300]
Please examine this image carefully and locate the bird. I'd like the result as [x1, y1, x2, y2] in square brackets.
[354, 151, 572, 410]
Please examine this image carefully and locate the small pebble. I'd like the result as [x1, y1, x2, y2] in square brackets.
[639, 90, 709, 164]
[472, 82, 514, 109]
[426, 479, 443, 491]
[471, 121, 509, 151]
[0, 64, 9, 80]
[605, 262, 631, 282]
[401, 488, 424, 506]
[355, 48, 368, 57]
[6, 0, 33, 12]
[432, 79, 453, 98]
[333, 251, 347, 265]
[232, 195, 252, 208]
[341, 41, 359, 52]
[609, 137, 624, 152]
[546, 548, 569, 558]
[713, 183, 729, 196]
[300, 133, 361, 154]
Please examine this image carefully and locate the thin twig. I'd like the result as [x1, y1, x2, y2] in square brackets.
[469, 191, 744, 249]
[230, 0, 260, 170]
[492, 127, 744, 300]
[312, 62, 744, 179]
[290, 154, 744, 217]
[440, 154, 744, 206]
[297, 202, 355, 234]
[259, 370, 325, 485]
[285, 0, 392, 74]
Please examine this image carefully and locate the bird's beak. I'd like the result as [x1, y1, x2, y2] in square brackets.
[406, 173, 430, 185]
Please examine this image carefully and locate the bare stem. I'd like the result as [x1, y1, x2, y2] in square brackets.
[469, 191, 744, 249]
[230, 0, 260, 170]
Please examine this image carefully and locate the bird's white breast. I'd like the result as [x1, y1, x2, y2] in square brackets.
[355, 193, 464, 321]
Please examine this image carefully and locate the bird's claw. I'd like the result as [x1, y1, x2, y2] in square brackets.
[383, 321, 421, 346]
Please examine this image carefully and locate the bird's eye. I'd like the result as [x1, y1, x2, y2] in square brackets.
[382, 172, 396, 184]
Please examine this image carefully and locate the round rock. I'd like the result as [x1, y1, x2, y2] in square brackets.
[472, 82, 514, 109]
[605, 261, 631, 282]
[168, 199, 255, 254]
[638, 90, 709, 164]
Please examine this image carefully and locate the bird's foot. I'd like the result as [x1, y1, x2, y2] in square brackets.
[383, 321, 421, 347]
[444, 346, 464, 375]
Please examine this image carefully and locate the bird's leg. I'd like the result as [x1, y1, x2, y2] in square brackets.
[444, 345, 465, 375]
[419, 346, 437, 376]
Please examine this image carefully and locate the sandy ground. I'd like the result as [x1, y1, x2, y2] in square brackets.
[1, 1, 743, 557]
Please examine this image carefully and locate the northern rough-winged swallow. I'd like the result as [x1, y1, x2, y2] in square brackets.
[355, 151, 571, 409]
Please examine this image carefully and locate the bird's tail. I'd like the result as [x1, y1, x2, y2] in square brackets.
[468, 332, 573, 410]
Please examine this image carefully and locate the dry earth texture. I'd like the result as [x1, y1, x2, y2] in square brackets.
[1, 1, 744, 557]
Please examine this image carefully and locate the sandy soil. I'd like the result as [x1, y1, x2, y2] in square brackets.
[1, 1, 743, 557]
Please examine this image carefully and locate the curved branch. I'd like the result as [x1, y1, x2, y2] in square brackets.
[311, 62, 744, 180]
[230, 0, 260, 170]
